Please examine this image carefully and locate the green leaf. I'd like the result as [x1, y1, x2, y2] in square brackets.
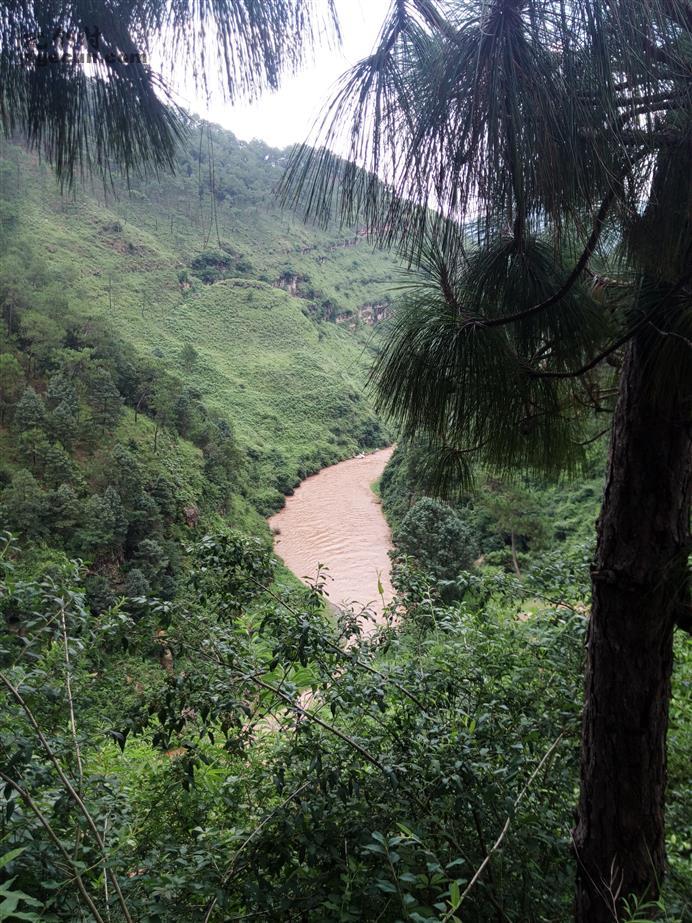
[0, 848, 25, 871]
[449, 879, 461, 908]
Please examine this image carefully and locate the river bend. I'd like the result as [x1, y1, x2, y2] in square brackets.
[269, 446, 395, 621]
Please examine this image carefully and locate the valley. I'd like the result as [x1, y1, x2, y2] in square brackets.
[0, 25, 689, 916]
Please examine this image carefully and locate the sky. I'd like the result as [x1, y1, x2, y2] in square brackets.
[170, 0, 391, 150]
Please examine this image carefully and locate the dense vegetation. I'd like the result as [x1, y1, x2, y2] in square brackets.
[380, 442, 606, 582]
[0, 217, 689, 918]
[1, 0, 690, 919]
[0, 123, 690, 923]
[0, 125, 397, 592]
[1, 490, 690, 921]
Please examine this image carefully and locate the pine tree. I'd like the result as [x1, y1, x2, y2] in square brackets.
[285, 1, 691, 917]
[46, 372, 79, 416]
[18, 428, 51, 473]
[49, 399, 79, 449]
[86, 367, 122, 430]
[79, 487, 128, 556]
[0, 469, 48, 539]
[14, 386, 46, 432]
[49, 482, 82, 537]
[0, 353, 24, 423]
[43, 443, 78, 488]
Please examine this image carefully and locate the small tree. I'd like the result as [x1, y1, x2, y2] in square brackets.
[109, 444, 144, 505]
[0, 470, 48, 539]
[132, 538, 169, 587]
[18, 311, 63, 375]
[49, 483, 83, 539]
[0, 353, 23, 423]
[124, 568, 151, 599]
[85, 367, 122, 430]
[395, 497, 477, 581]
[48, 400, 79, 449]
[46, 372, 79, 416]
[14, 387, 46, 432]
[43, 444, 79, 488]
[149, 381, 176, 452]
[179, 343, 199, 371]
[79, 487, 128, 557]
[18, 429, 51, 474]
[480, 482, 547, 576]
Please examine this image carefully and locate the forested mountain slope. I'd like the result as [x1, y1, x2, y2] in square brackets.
[0, 121, 398, 577]
[0, 125, 690, 922]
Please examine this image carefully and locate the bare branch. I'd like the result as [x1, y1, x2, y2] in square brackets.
[0, 671, 133, 923]
[456, 732, 566, 911]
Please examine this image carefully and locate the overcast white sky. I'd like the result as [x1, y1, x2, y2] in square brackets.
[171, 0, 391, 149]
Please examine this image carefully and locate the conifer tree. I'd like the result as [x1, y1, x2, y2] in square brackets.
[1, 0, 337, 186]
[284, 1, 691, 917]
[0, 353, 23, 423]
[14, 386, 45, 432]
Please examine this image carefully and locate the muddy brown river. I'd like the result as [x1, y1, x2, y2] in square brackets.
[269, 446, 395, 622]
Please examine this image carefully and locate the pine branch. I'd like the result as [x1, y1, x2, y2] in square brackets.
[528, 270, 692, 380]
[476, 184, 621, 329]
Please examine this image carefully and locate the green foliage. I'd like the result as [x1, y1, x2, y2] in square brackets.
[395, 498, 477, 581]
[79, 487, 128, 555]
[179, 343, 198, 370]
[124, 567, 151, 598]
[0, 849, 42, 922]
[1, 0, 337, 187]
[382, 442, 604, 585]
[0, 471, 48, 540]
[12, 388, 44, 432]
[85, 366, 123, 430]
[0, 45, 688, 920]
[0, 522, 689, 921]
[0, 353, 22, 423]
[621, 895, 685, 923]
[189, 531, 275, 618]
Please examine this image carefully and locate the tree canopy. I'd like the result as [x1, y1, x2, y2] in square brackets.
[283, 0, 690, 483]
[1, 0, 338, 185]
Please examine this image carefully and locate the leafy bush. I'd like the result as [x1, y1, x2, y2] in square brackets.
[394, 498, 478, 581]
[0, 532, 689, 921]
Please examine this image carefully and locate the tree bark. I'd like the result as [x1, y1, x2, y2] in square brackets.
[510, 530, 521, 577]
[574, 330, 691, 921]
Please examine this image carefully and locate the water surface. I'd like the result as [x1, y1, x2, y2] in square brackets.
[269, 446, 395, 622]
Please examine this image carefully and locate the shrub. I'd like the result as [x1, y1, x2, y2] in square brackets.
[395, 497, 478, 581]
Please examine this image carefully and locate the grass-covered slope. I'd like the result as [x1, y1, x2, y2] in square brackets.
[0, 123, 400, 518]
[157, 279, 382, 469]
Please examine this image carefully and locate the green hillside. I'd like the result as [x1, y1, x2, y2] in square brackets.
[0, 123, 399, 532]
[1, 135, 690, 923]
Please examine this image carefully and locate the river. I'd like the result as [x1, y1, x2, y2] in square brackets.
[268, 446, 395, 622]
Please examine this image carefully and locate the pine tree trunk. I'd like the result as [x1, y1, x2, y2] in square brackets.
[574, 331, 691, 921]
[510, 530, 521, 577]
